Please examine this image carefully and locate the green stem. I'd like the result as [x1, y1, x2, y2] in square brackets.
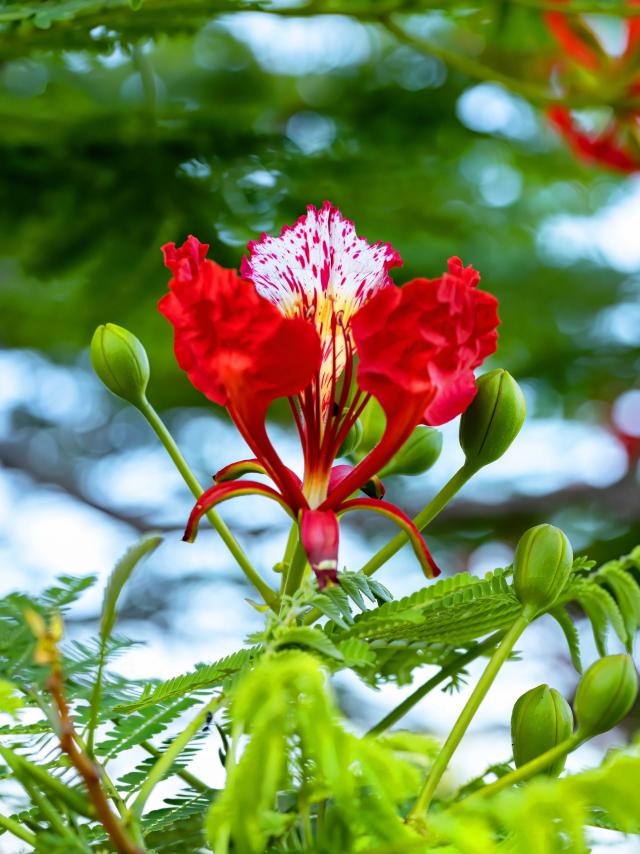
[405, 610, 532, 824]
[138, 398, 277, 609]
[86, 645, 107, 758]
[284, 537, 308, 597]
[367, 632, 504, 736]
[129, 694, 222, 820]
[383, 17, 633, 108]
[139, 739, 211, 793]
[279, 522, 300, 595]
[73, 728, 128, 818]
[359, 464, 475, 578]
[463, 734, 581, 803]
[0, 811, 37, 847]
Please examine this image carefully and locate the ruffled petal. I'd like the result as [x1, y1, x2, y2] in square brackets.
[159, 237, 321, 508]
[159, 236, 322, 407]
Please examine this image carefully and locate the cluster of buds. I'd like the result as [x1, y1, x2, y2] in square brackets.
[511, 655, 638, 776]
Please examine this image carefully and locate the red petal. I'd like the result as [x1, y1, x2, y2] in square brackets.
[327, 464, 356, 494]
[337, 498, 440, 579]
[352, 264, 499, 426]
[545, 12, 602, 71]
[547, 108, 640, 174]
[159, 237, 322, 406]
[183, 480, 295, 543]
[300, 509, 340, 589]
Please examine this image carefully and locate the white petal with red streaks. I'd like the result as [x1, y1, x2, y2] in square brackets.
[241, 202, 402, 319]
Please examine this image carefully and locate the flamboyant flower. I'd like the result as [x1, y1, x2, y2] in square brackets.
[160, 203, 499, 589]
[546, 2, 640, 172]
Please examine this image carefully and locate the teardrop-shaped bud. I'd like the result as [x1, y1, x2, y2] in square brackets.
[513, 524, 573, 615]
[338, 419, 363, 457]
[459, 369, 526, 470]
[511, 684, 574, 776]
[574, 654, 638, 737]
[379, 426, 443, 478]
[357, 397, 386, 457]
[90, 323, 150, 408]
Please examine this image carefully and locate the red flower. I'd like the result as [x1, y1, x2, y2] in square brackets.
[160, 203, 499, 589]
[545, 2, 640, 173]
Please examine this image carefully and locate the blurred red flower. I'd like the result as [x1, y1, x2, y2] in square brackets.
[546, 2, 640, 172]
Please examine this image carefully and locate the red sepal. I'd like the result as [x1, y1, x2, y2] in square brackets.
[183, 481, 295, 543]
[337, 498, 440, 579]
[214, 459, 269, 483]
[214, 459, 302, 488]
[300, 509, 340, 589]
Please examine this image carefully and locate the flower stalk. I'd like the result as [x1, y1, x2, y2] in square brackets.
[359, 463, 476, 578]
[405, 609, 533, 827]
[464, 734, 582, 802]
[138, 398, 278, 609]
[367, 631, 504, 736]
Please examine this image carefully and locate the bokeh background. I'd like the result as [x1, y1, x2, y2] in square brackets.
[1, 2, 640, 850]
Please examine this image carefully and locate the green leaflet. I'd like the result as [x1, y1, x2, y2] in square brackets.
[272, 626, 345, 661]
[0, 679, 23, 719]
[113, 647, 257, 714]
[339, 569, 521, 645]
[549, 605, 583, 672]
[100, 533, 162, 642]
[142, 790, 217, 847]
[97, 696, 198, 761]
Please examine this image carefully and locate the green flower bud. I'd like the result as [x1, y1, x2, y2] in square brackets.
[357, 397, 386, 457]
[513, 524, 573, 615]
[459, 369, 526, 470]
[511, 684, 573, 776]
[378, 426, 442, 477]
[90, 323, 150, 408]
[338, 419, 363, 457]
[574, 654, 638, 737]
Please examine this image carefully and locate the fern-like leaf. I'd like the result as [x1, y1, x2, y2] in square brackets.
[339, 569, 520, 646]
[549, 605, 582, 672]
[114, 648, 257, 714]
